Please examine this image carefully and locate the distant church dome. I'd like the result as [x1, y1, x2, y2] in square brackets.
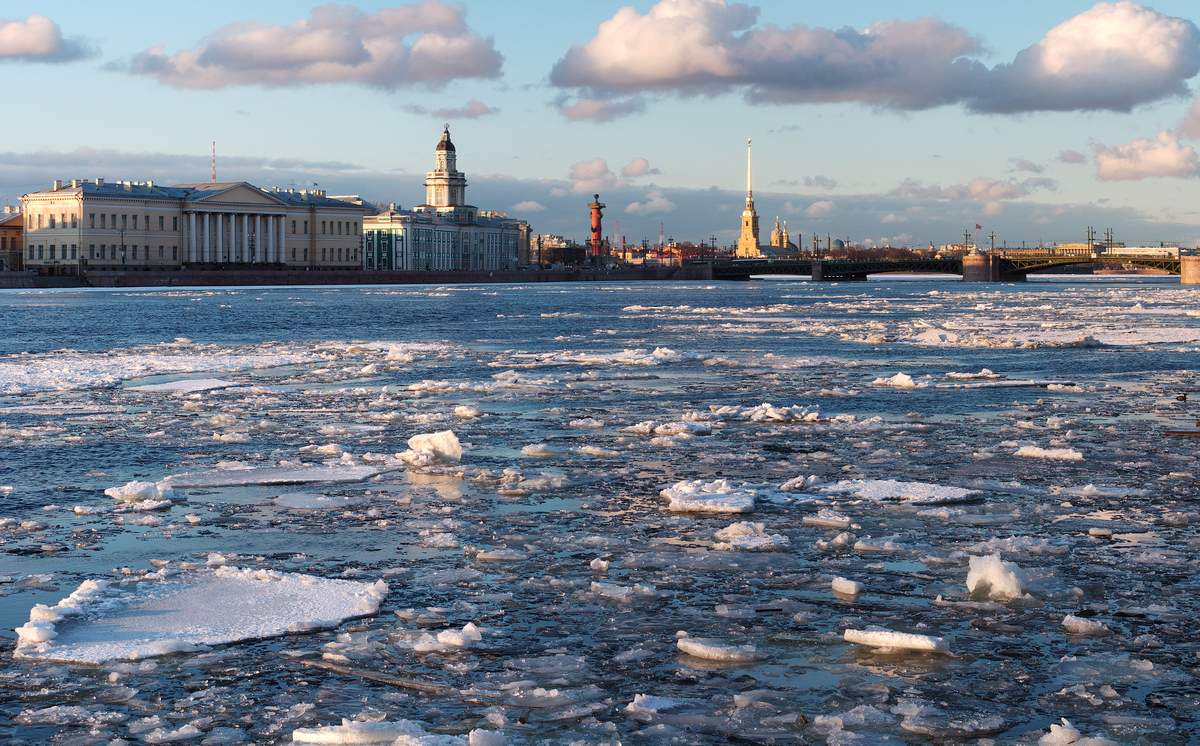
[832, 239, 846, 249]
[435, 125, 456, 152]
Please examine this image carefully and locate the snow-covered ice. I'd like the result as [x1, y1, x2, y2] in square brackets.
[15, 567, 387, 664]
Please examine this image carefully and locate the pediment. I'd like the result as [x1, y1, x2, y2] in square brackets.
[191, 183, 288, 207]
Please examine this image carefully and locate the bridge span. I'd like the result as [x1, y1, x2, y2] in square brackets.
[710, 253, 1198, 284]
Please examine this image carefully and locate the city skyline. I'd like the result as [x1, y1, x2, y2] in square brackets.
[3, 0, 1200, 246]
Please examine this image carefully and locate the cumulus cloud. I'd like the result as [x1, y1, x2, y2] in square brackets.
[1058, 149, 1088, 164]
[625, 190, 676, 215]
[512, 200, 546, 212]
[621, 157, 661, 177]
[557, 96, 646, 122]
[0, 14, 92, 62]
[549, 1, 1200, 119]
[1094, 131, 1200, 180]
[976, 2, 1200, 113]
[121, 2, 502, 89]
[403, 99, 498, 119]
[806, 200, 835, 218]
[568, 158, 625, 193]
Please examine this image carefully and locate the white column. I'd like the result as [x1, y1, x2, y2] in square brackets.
[241, 214, 248, 263]
[188, 212, 196, 263]
[254, 215, 261, 263]
[203, 213, 211, 263]
[277, 215, 286, 264]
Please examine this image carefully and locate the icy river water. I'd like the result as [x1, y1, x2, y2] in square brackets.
[0, 278, 1197, 744]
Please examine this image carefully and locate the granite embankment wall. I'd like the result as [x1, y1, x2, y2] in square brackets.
[0, 264, 714, 289]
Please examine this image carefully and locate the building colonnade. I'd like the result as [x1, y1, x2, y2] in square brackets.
[185, 210, 288, 264]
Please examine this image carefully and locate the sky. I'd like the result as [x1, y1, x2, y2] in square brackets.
[3, 0, 1200, 248]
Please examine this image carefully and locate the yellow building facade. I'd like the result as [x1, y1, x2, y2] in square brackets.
[20, 179, 369, 274]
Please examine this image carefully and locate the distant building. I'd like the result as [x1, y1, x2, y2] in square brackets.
[20, 179, 369, 275]
[735, 138, 762, 258]
[768, 216, 797, 252]
[529, 233, 583, 265]
[0, 206, 22, 271]
[363, 127, 527, 272]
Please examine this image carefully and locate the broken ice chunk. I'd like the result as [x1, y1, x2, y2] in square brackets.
[660, 479, 756, 514]
[400, 430, 463, 466]
[966, 554, 1027, 600]
[831, 577, 863, 596]
[104, 480, 173, 503]
[844, 628, 949, 654]
[712, 522, 789, 551]
[1014, 445, 1083, 461]
[1062, 614, 1110, 636]
[675, 631, 758, 662]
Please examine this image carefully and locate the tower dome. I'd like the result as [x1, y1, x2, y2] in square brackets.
[436, 124, 456, 152]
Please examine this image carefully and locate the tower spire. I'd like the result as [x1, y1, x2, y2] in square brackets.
[745, 137, 753, 203]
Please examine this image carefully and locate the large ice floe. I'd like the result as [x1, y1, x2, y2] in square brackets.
[14, 567, 387, 664]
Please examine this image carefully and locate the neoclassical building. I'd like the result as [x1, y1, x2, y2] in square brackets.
[363, 127, 529, 272]
[20, 179, 370, 274]
[0, 206, 22, 271]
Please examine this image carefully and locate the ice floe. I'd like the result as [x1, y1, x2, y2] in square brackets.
[660, 479, 756, 513]
[15, 567, 387, 663]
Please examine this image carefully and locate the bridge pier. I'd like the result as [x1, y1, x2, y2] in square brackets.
[1183, 256, 1200, 285]
[811, 260, 823, 282]
[961, 253, 999, 282]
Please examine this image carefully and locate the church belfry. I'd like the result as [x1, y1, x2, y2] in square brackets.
[735, 137, 761, 258]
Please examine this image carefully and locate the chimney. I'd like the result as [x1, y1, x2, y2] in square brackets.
[52, 179, 62, 191]
[95, 178, 104, 186]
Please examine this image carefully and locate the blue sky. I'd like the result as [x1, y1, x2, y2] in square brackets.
[3, 1, 1200, 247]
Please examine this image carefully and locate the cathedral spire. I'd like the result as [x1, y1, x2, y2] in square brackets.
[745, 137, 753, 205]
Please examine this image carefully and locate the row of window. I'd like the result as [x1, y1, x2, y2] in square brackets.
[27, 242, 363, 264]
[289, 219, 361, 236]
[29, 212, 360, 235]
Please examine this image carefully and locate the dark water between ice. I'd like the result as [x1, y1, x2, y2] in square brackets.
[0, 278, 1196, 744]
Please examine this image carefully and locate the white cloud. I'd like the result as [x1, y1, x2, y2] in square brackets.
[977, 1, 1200, 113]
[880, 213, 908, 224]
[568, 158, 624, 194]
[123, 2, 502, 89]
[1094, 131, 1200, 180]
[557, 96, 646, 122]
[549, 1, 1200, 118]
[0, 14, 91, 62]
[806, 200, 835, 218]
[403, 99, 498, 119]
[512, 200, 546, 212]
[625, 189, 676, 215]
[621, 157, 661, 177]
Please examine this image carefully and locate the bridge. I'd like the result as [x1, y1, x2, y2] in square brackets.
[710, 252, 1196, 283]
